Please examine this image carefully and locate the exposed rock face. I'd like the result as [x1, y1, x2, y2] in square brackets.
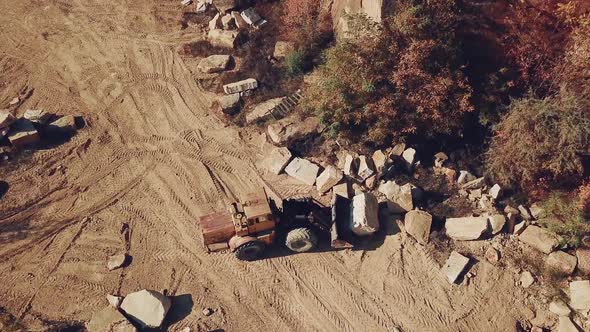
[87, 306, 137, 332]
[518, 225, 562, 254]
[546, 251, 577, 275]
[487, 214, 506, 235]
[569, 280, 590, 311]
[263, 147, 292, 175]
[24, 109, 52, 124]
[316, 165, 344, 193]
[442, 251, 470, 284]
[378, 181, 422, 213]
[246, 97, 284, 124]
[197, 54, 231, 73]
[350, 192, 379, 236]
[217, 93, 240, 114]
[404, 210, 432, 244]
[284, 158, 320, 186]
[445, 217, 488, 241]
[208, 29, 239, 48]
[120, 289, 171, 328]
[274, 41, 294, 59]
[8, 118, 40, 148]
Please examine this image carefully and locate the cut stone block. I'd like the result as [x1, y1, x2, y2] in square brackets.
[8, 118, 40, 148]
[246, 97, 284, 124]
[284, 158, 319, 186]
[404, 210, 432, 244]
[316, 165, 344, 194]
[223, 78, 257, 94]
[442, 251, 470, 284]
[488, 214, 506, 235]
[569, 280, 590, 311]
[546, 251, 577, 276]
[208, 29, 239, 48]
[217, 93, 240, 114]
[350, 192, 379, 236]
[262, 147, 292, 175]
[357, 155, 375, 180]
[332, 181, 350, 199]
[445, 216, 488, 241]
[518, 225, 562, 254]
[24, 109, 52, 124]
[198, 54, 231, 73]
[48, 115, 77, 134]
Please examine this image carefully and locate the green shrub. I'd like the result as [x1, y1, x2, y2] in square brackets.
[284, 50, 305, 77]
[485, 93, 590, 189]
[539, 193, 590, 247]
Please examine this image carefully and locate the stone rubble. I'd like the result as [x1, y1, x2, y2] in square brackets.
[487, 214, 506, 235]
[378, 181, 422, 213]
[217, 93, 241, 114]
[401, 147, 416, 171]
[23, 109, 52, 124]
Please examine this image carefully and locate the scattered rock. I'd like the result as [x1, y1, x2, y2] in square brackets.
[87, 306, 136, 332]
[357, 155, 375, 180]
[221, 13, 235, 29]
[106, 294, 123, 309]
[402, 148, 416, 171]
[378, 181, 422, 213]
[245, 97, 284, 124]
[343, 154, 358, 177]
[442, 251, 470, 284]
[487, 214, 506, 235]
[404, 210, 432, 244]
[120, 289, 171, 328]
[460, 177, 485, 190]
[332, 181, 350, 199]
[518, 225, 562, 254]
[434, 152, 448, 168]
[223, 78, 257, 95]
[518, 205, 533, 220]
[107, 254, 128, 271]
[350, 192, 379, 236]
[485, 247, 500, 264]
[569, 280, 590, 311]
[284, 157, 319, 186]
[316, 165, 344, 194]
[274, 41, 294, 59]
[457, 170, 476, 185]
[208, 29, 239, 48]
[202, 308, 213, 316]
[8, 118, 40, 148]
[197, 54, 231, 73]
[546, 251, 577, 276]
[489, 184, 502, 200]
[0, 110, 16, 129]
[550, 299, 572, 317]
[557, 316, 581, 332]
[519, 271, 535, 288]
[372, 149, 389, 174]
[23, 109, 52, 124]
[48, 115, 77, 134]
[262, 147, 292, 175]
[217, 93, 240, 115]
[576, 248, 590, 275]
[445, 216, 488, 241]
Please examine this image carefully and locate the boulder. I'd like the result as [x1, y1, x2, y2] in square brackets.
[107, 254, 128, 271]
[557, 316, 581, 332]
[217, 93, 240, 114]
[87, 306, 137, 332]
[284, 158, 319, 186]
[485, 247, 500, 265]
[231, 11, 248, 29]
[402, 148, 416, 170]
[120, 289, 171, 328]
[332, 181, 350, 199]
[8, 119, 40, 148]
[442, 251, 470, 284]
[208, 13, 221, 30]
[267, 116, 320, 145]
[197, 54, 231, 73]
[378, 181, 422, 213]
[404, 210, 432, 244]
[23, 109, 52, 124]
[518, 225, 562, 254]
[221, 14, 235, 29]
[274, 41, 295, 59]
[488, 214, 506, 235]
[518, 205, 533, 220]
[350, 193, 379, 236]
[460, 177, 485, 190]
[106, 294, 123, 309]
[546, 251, 577, 276]
[316, 166, 343, 193]
[0, 110, 16, 129]
[208, 29, 239, 48]
[550, 299, 572, 316]
[357, 155, 375, 180]
[223, 78, 257, 95]
[569, 280, 590, 311]
[489, 184, 502, 200]
[371, 149, 389, 174]
[390, 143, 405, 156]
[343, 154, 358, 177]
[434, 152, 448, 168]
[240, 8, 262, 26]
[445, 216, 488, 241]
[457, 170, 476, 185]
[262, 147, 292, 175]
[214, 0, 236, 12]
[519, 271, 535, 288]
[576, 248, 590, 275]
[48, 115, 77, 134]
[245, 97, 284, 124]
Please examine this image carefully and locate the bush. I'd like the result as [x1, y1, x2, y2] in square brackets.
[281, 0, 332, 52]
[284, 50, 305, 77]
[540, 192, 590, 247]
[485, 93, 590, 189]
[303, 0, 473, 146]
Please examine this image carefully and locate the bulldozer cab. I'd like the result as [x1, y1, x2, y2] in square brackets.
[229, 189, 276, 237]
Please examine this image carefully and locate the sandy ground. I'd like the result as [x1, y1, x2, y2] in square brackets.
[0, 1, 532, 331]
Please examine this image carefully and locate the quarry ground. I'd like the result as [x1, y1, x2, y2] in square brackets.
[0, 1, 533, 331]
